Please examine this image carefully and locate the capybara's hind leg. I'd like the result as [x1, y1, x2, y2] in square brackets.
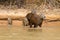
[39, 22, 43, 27]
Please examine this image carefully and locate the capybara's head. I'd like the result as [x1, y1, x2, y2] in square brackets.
[26, 13, 33, 20]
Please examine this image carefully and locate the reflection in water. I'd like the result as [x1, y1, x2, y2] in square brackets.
[27, 28, 42, 32]
[8, 24, 12, 29]
[0, 25, 60, 40]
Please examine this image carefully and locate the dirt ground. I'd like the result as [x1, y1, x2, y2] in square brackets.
[0, 20, 60, 40]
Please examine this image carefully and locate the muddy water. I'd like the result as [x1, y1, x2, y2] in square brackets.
[0, 20, 60, 40]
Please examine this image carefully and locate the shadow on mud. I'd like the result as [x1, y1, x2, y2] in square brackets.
[45, 19, 60, 22]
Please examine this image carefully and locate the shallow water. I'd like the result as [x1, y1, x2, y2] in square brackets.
[0, 20, 60, 40]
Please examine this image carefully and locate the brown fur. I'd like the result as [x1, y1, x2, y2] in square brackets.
[26, 13, 44, 28]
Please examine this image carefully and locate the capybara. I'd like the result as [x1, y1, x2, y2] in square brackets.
[26, 12, 45, 28]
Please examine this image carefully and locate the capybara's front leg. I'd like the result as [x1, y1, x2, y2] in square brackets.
[34, 24, 38, 28]
[30, 23, 32, 28]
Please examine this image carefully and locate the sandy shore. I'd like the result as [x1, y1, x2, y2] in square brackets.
[0, 20, 60, 27]
[0, 20, 60, 40]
